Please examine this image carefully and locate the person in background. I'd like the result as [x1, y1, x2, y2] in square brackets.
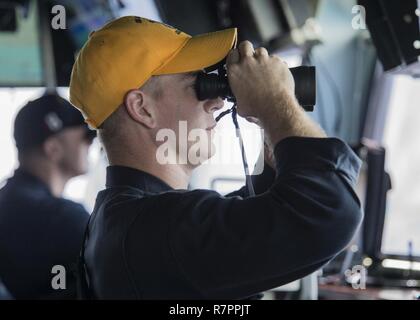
[0, 93, 96, 299]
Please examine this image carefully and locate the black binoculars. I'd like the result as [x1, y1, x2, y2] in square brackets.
[195, 65, 316, 112]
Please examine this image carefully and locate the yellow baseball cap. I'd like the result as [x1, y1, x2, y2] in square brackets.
[69, 16, 237, 128]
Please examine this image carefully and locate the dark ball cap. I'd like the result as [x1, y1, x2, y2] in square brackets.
[14, 93, 96, 151]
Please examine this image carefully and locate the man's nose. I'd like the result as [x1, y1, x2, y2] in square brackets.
[204, 97, 224, 114]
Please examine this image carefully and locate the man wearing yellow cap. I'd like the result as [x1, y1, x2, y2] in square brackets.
[70, 16, 362, 299]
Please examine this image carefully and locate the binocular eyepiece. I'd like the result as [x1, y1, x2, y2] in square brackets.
[195, 66, 316, 112]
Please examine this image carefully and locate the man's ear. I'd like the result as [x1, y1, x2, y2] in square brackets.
[124, 89, 156, 129]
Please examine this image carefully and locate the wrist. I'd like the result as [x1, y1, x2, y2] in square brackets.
[259, 92, 325, 145]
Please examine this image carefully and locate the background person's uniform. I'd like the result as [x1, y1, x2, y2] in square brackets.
[83, 137, 362, 299]
[0, 94, 94, 299]
[0, 169, 88, 299]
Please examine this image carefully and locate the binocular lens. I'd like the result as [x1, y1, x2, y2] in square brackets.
[195, 66, 316, 112]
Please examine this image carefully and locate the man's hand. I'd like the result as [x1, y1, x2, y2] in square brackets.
[226, 41, 295, 120]
[226, 41, 326, 146]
